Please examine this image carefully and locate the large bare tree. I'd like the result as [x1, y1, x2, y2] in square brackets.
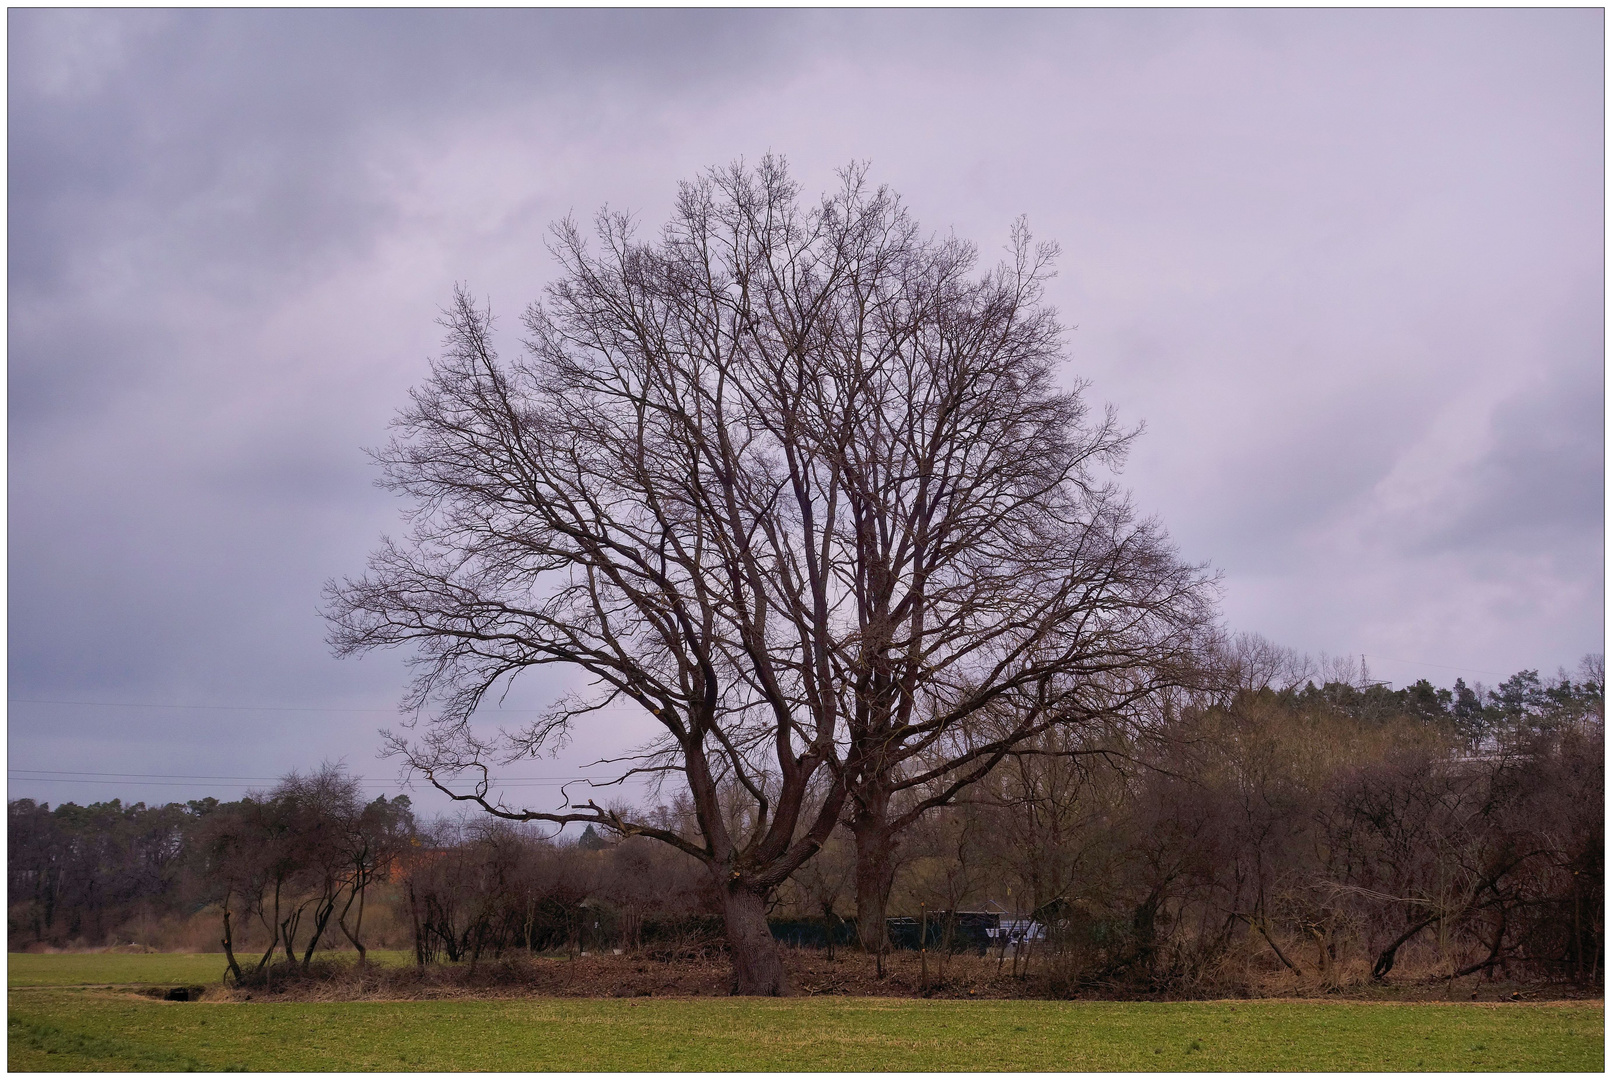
[816, 248, 1216, 947]
[325, 156, 1214, 993]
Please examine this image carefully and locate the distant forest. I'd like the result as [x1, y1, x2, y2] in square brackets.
[9, 657, 1601, 994]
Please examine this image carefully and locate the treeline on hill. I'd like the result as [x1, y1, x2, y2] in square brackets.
[9, 658, 1602, 995]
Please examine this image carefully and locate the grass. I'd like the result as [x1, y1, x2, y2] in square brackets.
[8, 951, 233, 988]
[7, 988, 1602, 1072]
[7, 949, 414, 988]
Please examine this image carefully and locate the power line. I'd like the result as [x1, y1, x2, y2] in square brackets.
[14, 769, 329, 781]
[7, 698, 562, 714]
[10, 769, 595, 781]
[1361, 654, 1520, 679]
[9, 778, 349, 789]
[8, 698, 403, 713]
[7, 776, 582, 789]
[7, 769, 621, 796]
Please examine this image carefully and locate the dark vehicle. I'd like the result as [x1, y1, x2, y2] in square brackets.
[886, 911, 1000, 954]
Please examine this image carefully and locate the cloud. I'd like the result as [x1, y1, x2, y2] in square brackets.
[1440, 353, 1605, 553]
[7, 9, 1601, 810]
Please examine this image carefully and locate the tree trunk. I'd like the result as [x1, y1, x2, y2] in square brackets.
[256, 880, 283, 972]
[851, 801, 897, 955]
[337, 881, 368, 963]
[1373, 913, 1438, 980]
[281, 906, 303, 965]
[408, 882, 427, 969]
[1239, 911, 1299, 974]
[220, 901, 244, 984]
[255, 934, 278, 973]
[720, 876, 788, 996]
[302, 891, 339, 970]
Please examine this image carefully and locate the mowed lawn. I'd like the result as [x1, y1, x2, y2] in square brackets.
[7, 954, 1603, 1072]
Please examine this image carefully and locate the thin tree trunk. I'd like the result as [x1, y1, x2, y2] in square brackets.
[1372, 913, 1438, 980]
[337, 880, 368, 963]
[1454, 907, 1509, 979]
[1238, 912, 1300, 975]
[354, 883, 367, 960]
[281, 904, 304, 965]
[920, 903, 929, 992]
[1308, 925, 1332, 984]
[255, 934, 278, 973]
[220, 895, 244, 984]
[302, 892, 339, 970]
[408, 882, 427, 970]
[256, 880, 283, 972]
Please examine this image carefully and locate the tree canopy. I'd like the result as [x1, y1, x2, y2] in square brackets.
[325, 156, 1216, 992]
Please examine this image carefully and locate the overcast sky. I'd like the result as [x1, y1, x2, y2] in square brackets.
[8, 9, 1603, 815]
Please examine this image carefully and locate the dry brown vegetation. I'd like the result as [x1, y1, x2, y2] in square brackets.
[200, 946, 1597, 1005]
[11, 655, 1603, 1002]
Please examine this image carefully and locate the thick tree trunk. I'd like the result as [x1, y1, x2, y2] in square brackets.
[852, 801, 897, 956]
[720, 877, 788, 996]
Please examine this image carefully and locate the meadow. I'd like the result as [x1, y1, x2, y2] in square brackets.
[7, 952, 1603, 1072]
[6, 949, 412, 988]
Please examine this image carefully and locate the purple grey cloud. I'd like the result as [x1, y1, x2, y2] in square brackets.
[9, 9, 1601, 810]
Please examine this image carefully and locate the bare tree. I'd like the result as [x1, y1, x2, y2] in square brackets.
[325, 155, 1213, 993]
[334, 789, 414, 963]
[782, 210, 1216, 950]
[276, 767, 361, 970]
[1218, 631, 1315, 694]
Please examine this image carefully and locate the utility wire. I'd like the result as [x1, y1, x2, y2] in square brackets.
[9, 699, 401, 712]
[1361, 654, 1525, 679]
[10, 769, 595, 781]
[7, 769, 616, 793]
[7, 777, 578, 789]
[15, 660, 1560, 714]
[7, 698, 547, 714]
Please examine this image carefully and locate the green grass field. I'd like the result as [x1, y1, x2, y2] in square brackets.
[7, 953, 1603, 1072]
[6, 949, 413, 988]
